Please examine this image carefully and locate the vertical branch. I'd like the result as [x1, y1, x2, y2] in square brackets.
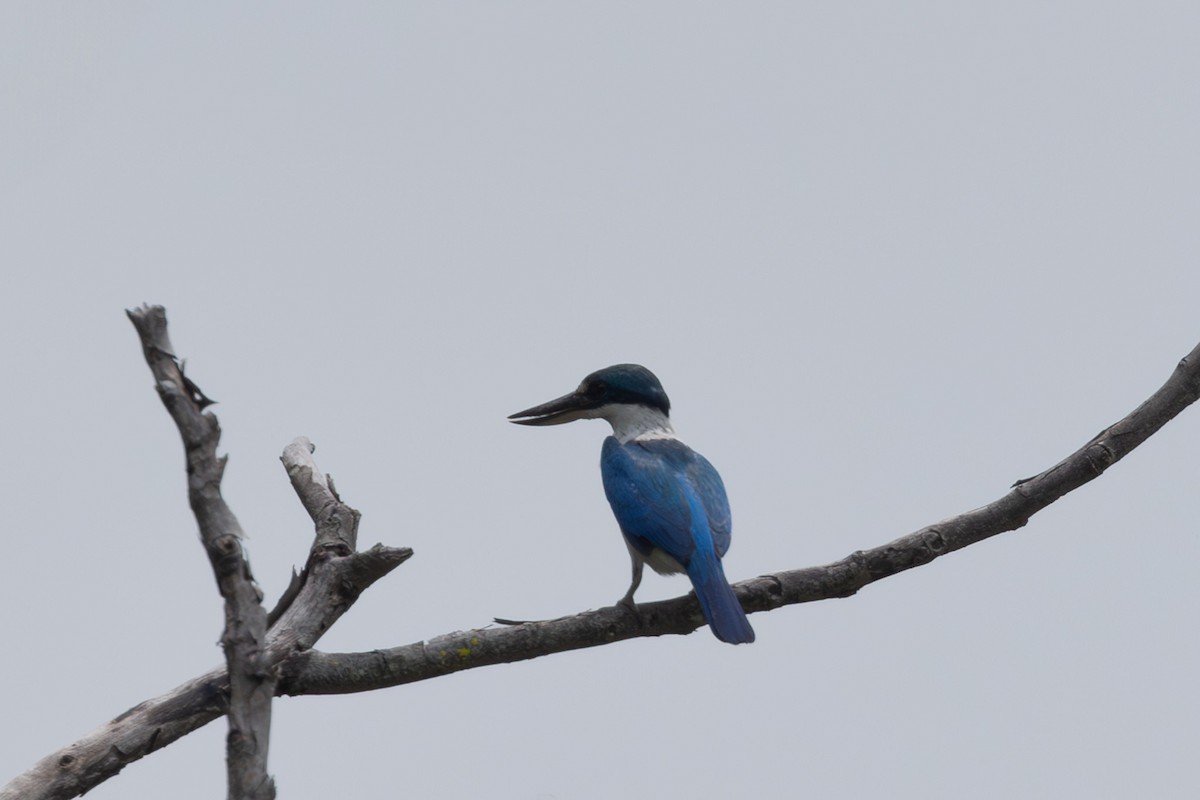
[126, 305, 276, 800]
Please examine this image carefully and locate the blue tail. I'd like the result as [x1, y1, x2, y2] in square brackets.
[688, 555, 755, 645]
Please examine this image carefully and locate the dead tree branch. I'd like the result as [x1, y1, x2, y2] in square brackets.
[3, 312, 1197, 800]
[273, 340, 1200, 694]
[0, 440, 412, 800]
[125, 304, 275, 800]
[0, 311, 411, 800]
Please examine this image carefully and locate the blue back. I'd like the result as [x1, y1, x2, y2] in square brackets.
[600, 437, 732, 566]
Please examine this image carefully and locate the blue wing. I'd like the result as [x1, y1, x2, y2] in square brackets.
[600, 437, 718, 566]
[688, 449, 731, 558]
[601, 436, 753, 644]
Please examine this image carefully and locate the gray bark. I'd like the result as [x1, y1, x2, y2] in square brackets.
[126, 305, 276, 800]
[0, 309, 411, 800]
[278, 335, 1200, 693]
[2, 309, 1196, 800]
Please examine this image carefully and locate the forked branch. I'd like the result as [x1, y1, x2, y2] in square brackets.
[0, 309, 411, 800]
[3, 309, 1197, 800]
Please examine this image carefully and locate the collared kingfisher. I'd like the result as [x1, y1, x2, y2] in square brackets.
[509, 364, 755, 645]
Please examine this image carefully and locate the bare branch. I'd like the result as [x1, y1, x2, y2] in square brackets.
[276, 338, 1200, 694]
[125, 304, 276, 800]
[1, 420, 412, 800]
[5, 331, 1197, 800]
[281, 436, 360, 556]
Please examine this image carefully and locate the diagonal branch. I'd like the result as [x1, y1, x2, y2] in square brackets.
[4, 331, 1197, 800]
[275, 338, 1200, 694]
[125, 305, 276, 800]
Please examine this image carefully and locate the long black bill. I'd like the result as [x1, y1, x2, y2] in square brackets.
[508, 391, 591, 426]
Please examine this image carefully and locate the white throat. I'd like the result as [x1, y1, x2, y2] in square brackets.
[595, 404, 677, 444]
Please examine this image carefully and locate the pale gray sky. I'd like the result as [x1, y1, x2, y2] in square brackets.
[2, 4, 1198, 798]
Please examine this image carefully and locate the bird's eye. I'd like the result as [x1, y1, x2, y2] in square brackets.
[585, 381, 606, 398]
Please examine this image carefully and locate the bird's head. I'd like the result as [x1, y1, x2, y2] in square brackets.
[508, 364, 671, 428]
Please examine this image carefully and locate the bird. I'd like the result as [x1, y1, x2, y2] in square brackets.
[509, 364, 755, 644]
